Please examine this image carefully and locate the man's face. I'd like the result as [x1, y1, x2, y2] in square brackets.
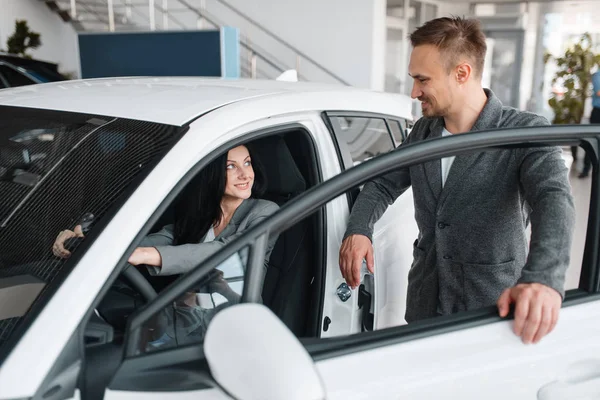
[408, 44, 456, 118]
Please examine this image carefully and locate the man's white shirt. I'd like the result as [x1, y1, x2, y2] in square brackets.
[441, 128, 456, 187]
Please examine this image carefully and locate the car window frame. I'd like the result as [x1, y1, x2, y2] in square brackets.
[111, 124, 599, 393]
[324, 111, 399, 170]
[101, 123, 325, 353]
[323, 111, 408, 208]
[100, 122, 327, 394]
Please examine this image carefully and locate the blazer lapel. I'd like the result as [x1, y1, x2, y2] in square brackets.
[437, 152, 483, 209]
[214, 199, 253, 240]
[437, 89, 504, 209]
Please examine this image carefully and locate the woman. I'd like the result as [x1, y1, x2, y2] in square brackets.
[53, 143, 279, 281]
[127, 144, 278, 277]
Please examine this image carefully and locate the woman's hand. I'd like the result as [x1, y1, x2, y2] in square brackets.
[52, 225, 85, 258]
[128, 247, 162, 267]
[207, 270, 240, 303]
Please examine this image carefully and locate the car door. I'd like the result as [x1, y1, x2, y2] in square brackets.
[92, 111, 349, 399]
[324, 112, 418, 332]
[303, 124, 600, 399]
[105, 123, 600, 399]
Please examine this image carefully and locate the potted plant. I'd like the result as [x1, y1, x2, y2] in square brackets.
[5, 20, 41, 58]
[546, 33, 600, 125]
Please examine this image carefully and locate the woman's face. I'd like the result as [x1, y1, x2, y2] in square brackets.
[223, 145, 254, 201]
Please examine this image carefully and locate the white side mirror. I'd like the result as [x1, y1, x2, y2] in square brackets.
[204, 303, 326, 400]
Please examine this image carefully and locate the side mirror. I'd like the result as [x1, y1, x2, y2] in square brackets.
[204, 303, 326, 400]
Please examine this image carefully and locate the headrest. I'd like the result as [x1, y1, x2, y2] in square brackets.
[252, 136, 306, 197]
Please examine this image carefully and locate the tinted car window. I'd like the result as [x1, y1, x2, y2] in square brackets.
[334, 117, 395, 164]
[0, 65, 36, 87]
[0, 106, 183, 359]
[0, 56, 67, 83]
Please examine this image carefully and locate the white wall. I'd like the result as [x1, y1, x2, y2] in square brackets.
[437, 2, 471, 18]
[202, 0, 387, 89]
[0, 0, 80, 77]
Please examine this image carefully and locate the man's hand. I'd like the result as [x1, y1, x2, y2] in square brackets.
[339, 234, 374, 289]
[497, 283, 562, 344]
[52, 225, 85, 258]
[128, 247, 162, 267]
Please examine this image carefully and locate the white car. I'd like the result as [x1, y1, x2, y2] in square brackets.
[0, 78, 598, 400]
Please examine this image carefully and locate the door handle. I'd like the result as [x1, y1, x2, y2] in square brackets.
[358, 284, 373, 332]
[538, 359, 600, 400]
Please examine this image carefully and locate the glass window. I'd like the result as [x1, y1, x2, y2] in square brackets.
[0, 65, 36, 87]
[136, 248, 249, 354]
[0, 106, 182, 359]
[334, 117, 394, 164]
[388, 120, 403, 145]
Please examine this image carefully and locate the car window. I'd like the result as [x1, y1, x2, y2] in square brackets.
[388, 118, 413, 146]
[271, 142, 589, 335]
[0, 65, 36, 87]
[135, 247, 249, 354]
[0, 106, 183, 359]
[333, 117, 395, 164]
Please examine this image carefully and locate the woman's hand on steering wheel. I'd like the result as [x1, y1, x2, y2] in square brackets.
[128, 247, 162, 267]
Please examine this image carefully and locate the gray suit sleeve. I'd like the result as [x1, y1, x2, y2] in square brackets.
[343, 168, 412, 242]
[517, 145, 575, 298]
[139, 224, 175, 247]
[343, 120, 424, 242]
[152, 202, 280, 276]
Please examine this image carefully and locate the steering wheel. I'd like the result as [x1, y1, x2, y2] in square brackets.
[121, 264, 158, 302]
[64, 236, 158, 302]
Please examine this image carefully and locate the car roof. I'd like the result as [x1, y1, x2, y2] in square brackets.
[0, 77, 413, 126]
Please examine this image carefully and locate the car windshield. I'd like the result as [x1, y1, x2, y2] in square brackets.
[0, 106, 183, 360]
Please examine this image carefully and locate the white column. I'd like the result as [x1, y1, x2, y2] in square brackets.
[370, 0, 387, 91]
[149, 0, 156, 30]
[162, 0, 168, 30]
[107, 0, 115, 31]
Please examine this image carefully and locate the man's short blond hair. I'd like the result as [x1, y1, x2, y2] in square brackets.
[410, 16, 487, 79]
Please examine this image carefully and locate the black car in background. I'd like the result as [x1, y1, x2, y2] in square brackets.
[0, 53, 68, 88]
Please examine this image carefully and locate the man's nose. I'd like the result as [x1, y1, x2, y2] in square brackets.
[411, 84, 421, 99]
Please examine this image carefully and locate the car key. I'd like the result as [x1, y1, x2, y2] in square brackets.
[63, 212, 95, 251]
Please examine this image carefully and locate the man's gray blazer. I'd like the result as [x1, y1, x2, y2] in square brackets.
[345, 89, 575, 322]
[141, 198, 279, 276]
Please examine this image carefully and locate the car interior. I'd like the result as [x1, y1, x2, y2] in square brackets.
[82, 127, 325, 398]
[132, 127, 325, 337]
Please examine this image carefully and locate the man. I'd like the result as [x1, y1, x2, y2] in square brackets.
[339, 17, 575, 344]
[579, 69, 600, 178]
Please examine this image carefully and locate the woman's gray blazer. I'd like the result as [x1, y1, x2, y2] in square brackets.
[141, 198, 279, 276]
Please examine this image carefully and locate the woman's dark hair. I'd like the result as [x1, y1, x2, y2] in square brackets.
[173, 143, 267, 244]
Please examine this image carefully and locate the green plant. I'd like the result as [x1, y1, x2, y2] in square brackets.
[545, 33, 600, 124]
[6, 20, 41, 58]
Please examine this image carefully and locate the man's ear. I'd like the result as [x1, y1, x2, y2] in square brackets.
[455, 62, 473, 84]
